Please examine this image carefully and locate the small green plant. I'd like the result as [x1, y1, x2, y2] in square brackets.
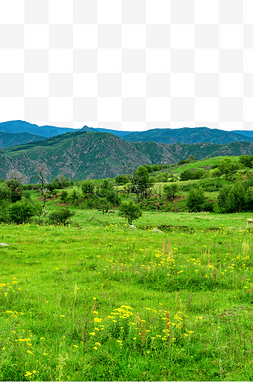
[118, 200, 142, 225]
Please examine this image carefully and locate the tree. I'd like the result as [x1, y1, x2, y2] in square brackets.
[245, 186, 253, 211]
[186, 187, 205, 212]
[164, 184, 178, 200]
[217, 184, 230, 213]
[118, 200, 142, 225]
[6, 179, 23, 202]
[81, 180, 95, 197]
[0, 182, 11, 202]
[95, 197, 112, 214]
[226, 182, 245, 213]
[132, 166, 153, 201]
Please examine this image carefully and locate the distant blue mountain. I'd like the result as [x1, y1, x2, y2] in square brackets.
[232, 130, 253, 138]
[0, 120, 78, 138]
[0, 120, 136, 139]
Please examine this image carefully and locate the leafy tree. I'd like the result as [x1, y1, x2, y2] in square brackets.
[164, 184, 178, 200]
[48, 208, 75, 226]
[9, 200, 36, 224]
[180, 169, 192, 181]
[245, 186, 253, 211]
[6, 179, 23, 202]
[132, 166, 153, 201]
[97, 179, 120, 206]
[186, 187, 205, 212]
[94, 197, 112, 214]
[81, 180, 95, 196]
[0, 182, 11, 202]
[217, 184, 230, 213]
[118, 200, 142, 225]
[188, 155, 195, 162]
[226, 182, 245, 213]
[239, 155, 253, 168]
[70, 190, 79, 204]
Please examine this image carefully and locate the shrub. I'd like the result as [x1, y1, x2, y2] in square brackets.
[118, 200, 142, 225]
[186, 187, 205, 212]
[48, 208, 75, 226]
[8, 200, 36, 224]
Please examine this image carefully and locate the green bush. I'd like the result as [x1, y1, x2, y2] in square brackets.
[186, 187, 205, 212]
[81, 180, 95, 196]
[0, 182, 11, 202]
[8, 200, 36, 224]
[48, 208, 75, 226]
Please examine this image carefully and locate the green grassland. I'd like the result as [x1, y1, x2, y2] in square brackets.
[1, 200, 253, 380]
[2, 155, 253, 381]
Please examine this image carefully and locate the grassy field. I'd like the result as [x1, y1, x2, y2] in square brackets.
[1, 203, 253, 380]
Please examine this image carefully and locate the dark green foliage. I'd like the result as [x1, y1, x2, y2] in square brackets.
[0, 201, 10, 223]
[70, 190, 79, 203]
[0, 182, 11, 202]
[245, 186, 253, 211]
[202, 200, 214, 212]
[239, 155, 253, 168]
[115, 174, 129, 185]
[226, 182, 245, 213]
[8, 199, 36, 224]
[118, 200, 142, 225]
[132, 166, 153, 200]
[180, 169, 205, 181]
[81, 180, 95, 196]
[97, 179, 120, 206]
[164, 184, 178, 200]
[186, 187, 205, 212]
[218, 158, 238, 176]
[217, 185, 230, 213]
[6, 179, 23, 202]
[48, 208, 75, 225]
[60, 190, 68, 203]
[94, 197, 112, 214]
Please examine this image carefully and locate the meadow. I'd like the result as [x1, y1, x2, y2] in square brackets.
[1, 205, 253, 381]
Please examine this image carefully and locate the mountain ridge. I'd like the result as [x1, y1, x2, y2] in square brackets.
[2, 130, 253, 182]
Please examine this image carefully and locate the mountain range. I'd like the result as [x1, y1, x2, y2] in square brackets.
[1, 120, 253, 147]
[2, 129, 253, 182]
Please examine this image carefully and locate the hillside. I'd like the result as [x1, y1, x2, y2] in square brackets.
[123, 127, 253, 144]
[2, 131, 253, 182]
[0, 131, 46, 148]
